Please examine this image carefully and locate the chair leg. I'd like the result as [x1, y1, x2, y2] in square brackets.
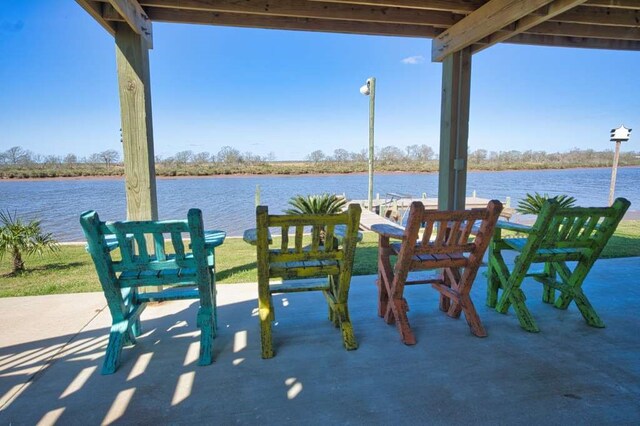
[258, 297, 274, 359]
[460, 295, 487, 337]
[571, 288, 605, 328]
[542, 263, 556, 304]
[334, 303, 358, 350]
[508, 288, 539, 333]
[486, 252, 507, 309]
[102, 327, 128, 375]
[197, 308, 215, 366]
[387, 298, 416, 345]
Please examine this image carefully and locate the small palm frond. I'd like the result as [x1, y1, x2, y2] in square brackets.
[516, 192, 577, 215]
[285, 194, 347, 215]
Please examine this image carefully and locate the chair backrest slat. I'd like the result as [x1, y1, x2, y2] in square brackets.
[281, 226, 289, 251]
[153, 232, 166, 261]
[295, 226, 304, 253]
[325, 224, 335, 252]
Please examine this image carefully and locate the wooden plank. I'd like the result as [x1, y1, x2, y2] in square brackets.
[144, 8, 441, 38]
[526, 21, 640, 40]
[585, 0, 640, 9]
[472, 0, 587, 54]
[438, 48, 471, 211]
[109, 0, 153, 48]
[135, 0, 463, 27]
[503, 33, 640, 50]
[115, 23, 158, 222]
[306, 0, 485, 14]
[551, 5, 640, 27]
[76, 0, 117, 36]
[432, 0, 554, 61]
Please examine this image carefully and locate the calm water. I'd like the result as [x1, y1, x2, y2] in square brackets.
[1, 167, 638, 241]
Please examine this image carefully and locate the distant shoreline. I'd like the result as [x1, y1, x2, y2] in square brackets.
[1, 165, 639, 182]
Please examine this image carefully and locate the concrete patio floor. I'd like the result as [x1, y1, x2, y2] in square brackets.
[1, 257, 639, 425]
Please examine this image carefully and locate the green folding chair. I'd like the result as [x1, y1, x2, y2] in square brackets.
[487, 198, 630, 332]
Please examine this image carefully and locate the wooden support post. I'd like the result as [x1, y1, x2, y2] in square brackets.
[438, 48, 471, 211]
[115, 22, 158, 221]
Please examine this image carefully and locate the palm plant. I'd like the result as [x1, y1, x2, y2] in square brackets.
[285, 194, 347, 245]
[516, 192, 577, 215]
[285, 193, 347, 215]
[0, 210, 59, 274]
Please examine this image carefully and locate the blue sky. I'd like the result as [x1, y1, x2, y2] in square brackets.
[1, 1, 638, 161]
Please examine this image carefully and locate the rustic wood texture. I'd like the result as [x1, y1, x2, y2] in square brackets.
[486, 198, 630, 332]
[250, 204, 362, 358]
[438, 47, 471, 211]
[109, 0, 153, 47]
[80, 209, 225, 374]
[371, 200, 503, 345]
[115, 23, 158, 222]
[83, 0, 640, 52]
[432, 0, 557, 61]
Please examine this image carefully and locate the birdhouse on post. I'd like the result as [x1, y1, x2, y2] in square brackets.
[609, 125, 632, 205]
[610, 125, 632, 142]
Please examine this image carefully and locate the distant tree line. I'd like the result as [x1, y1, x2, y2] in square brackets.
[305, 145, 640, 169]
[1, 144, 638, 179]
[306, 144, 435, 164]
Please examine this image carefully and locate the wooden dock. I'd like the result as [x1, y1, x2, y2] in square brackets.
[349, 193, 515, 224]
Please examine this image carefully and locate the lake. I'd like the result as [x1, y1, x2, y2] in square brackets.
[1, 167, 638, 241]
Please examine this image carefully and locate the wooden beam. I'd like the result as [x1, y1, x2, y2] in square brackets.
[504, 32, 640, 49]
[134, 0, 463, 28]
[527, 21, 640, 40]
[305, 0, 485, 14]
[432, 0, 554, 61]
[139, 8, 443, 38]
[585, 0, 640, 9]
[550, 6, 640, 27]
[75, 0, 116, 36]
[115, 22, 158, 222]
[109, 0, 153, 48]
[438, 48, 471, 211]
[472, 0, 587, 54]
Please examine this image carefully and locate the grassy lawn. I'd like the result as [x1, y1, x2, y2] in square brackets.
[1, 222, 638, 298]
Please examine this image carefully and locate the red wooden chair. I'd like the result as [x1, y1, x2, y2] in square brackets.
[371, 200, 502, 344]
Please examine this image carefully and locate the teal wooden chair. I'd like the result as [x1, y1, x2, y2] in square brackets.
[487, 198, 630, 332]
[244, 204, 362, 359]
[80, 209, 225, 374]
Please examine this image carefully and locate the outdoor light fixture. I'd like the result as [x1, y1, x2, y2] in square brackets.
[609, 124, 632, 205]
[360, 77, 376, 211]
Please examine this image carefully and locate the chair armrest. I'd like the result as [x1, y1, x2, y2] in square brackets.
[495, 220, 533, 233]
[334, 225, 363, 243]
[203, 230, 226, 249]
[370, 223, 405, 240]
[243, 228, 273, 246]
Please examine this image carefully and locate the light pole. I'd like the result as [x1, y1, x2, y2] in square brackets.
[609, 125, 632, 205]
[360, 77, 376, 211]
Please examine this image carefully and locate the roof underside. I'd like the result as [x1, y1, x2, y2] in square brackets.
[82, 0, 640, 56]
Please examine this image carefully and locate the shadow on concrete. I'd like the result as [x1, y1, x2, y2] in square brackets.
[1, 258, 639, 424]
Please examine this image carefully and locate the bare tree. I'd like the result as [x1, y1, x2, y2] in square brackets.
[192, 151, 211, 164]
[378, 146, 405, 164]
[332, 148, 350, 162]
[99, 150, 120, 169]
[3, 146, 29, 164]
[306, 150, 326, 164]
[217, 146, 242, 164]
[174, 150, 194, 165]
[63, 153, 78, 165]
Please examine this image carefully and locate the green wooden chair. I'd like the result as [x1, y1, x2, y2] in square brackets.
[80, 209, 225, 374]
[244, 204, 362, 359]
[487, 198, 630, 332]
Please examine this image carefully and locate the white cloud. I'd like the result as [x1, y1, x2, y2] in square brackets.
[401, 55, 425, 65]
